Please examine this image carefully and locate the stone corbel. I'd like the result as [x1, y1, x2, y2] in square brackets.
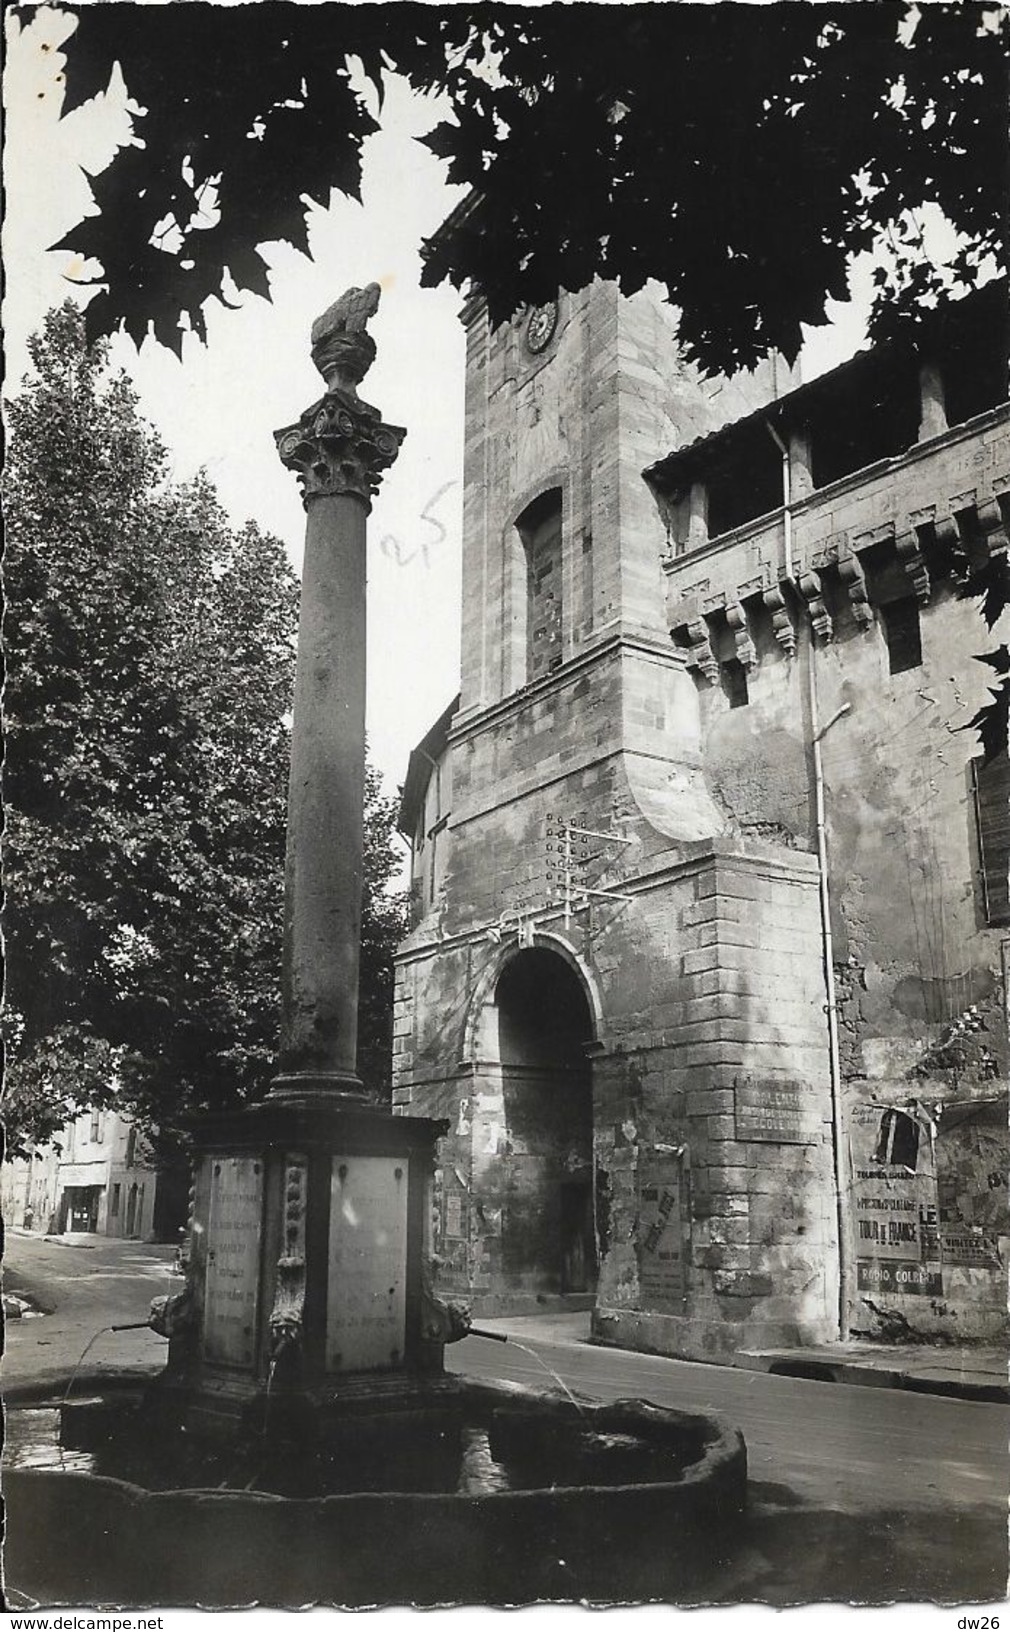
[678, 618, 720, 682]
[762, 583, 796, 657]
[949, 489, 1005, 573]
[975, 495, 1009, 558]
[797, 568, 833, 643]
[895, 527, 931, 604]
[724, 600, 757, 669]
[837, 549, 875, 627]
[932, 511, 960, 557]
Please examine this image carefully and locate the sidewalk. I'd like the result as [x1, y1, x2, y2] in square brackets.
[469, 1310, 1009, 1404]
[737, 1339, 1009, 1403]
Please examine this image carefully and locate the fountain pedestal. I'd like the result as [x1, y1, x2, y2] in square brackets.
[160, 1098, 449, 1432]
[154, 286, 456, 1428]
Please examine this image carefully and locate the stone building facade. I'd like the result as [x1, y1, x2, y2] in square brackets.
[394, 277, 1009, 1358]
[3, 1108, 172, 1241]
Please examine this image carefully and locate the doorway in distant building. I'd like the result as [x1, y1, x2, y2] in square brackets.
[62, 1186, 101, 1233]
[493, 947, 596, 1299]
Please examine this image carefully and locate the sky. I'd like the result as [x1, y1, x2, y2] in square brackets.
[3, 4, 469, 815]
[1, 2, 912, 815]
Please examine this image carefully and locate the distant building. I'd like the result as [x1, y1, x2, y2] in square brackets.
[394, 276, 1009, 1356]
[2, 1109, 183, 1240]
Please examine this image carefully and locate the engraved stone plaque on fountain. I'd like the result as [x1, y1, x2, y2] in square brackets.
[203, 1156, 264, 1367]
[326, 1155, 408, 1372]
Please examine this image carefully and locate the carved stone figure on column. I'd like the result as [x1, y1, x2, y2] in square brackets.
[310, 281, 381, 400]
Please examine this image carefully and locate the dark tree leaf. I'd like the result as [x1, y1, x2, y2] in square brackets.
[964, 668, 1010, 767]
[41, 3, 1009, 756]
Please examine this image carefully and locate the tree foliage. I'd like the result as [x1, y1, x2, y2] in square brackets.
[36, 2, 1009, 750]
[39, 2, 1007, 372]
[3, 305, 406, 1158]
[417, 3, 1006, 370]
[359, 765, 409, 1101]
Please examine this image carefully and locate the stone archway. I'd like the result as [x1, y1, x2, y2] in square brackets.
[481, 945, 597, 1299]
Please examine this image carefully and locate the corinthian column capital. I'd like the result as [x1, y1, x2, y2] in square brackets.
[275, 396, 406, 509]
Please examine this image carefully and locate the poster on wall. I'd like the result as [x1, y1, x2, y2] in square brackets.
[638, 1153, 688, 1311]
[936, 1099, 1009, 1269]
[849, 1100, 942, 1297]
[432, 1158, 471, 1286]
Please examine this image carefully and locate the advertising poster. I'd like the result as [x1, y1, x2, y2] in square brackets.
[638, 1154, 688, 1311]
[849, 1100, 942, 1298]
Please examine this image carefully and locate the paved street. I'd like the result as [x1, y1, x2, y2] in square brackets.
[446, 1320, 1009, 1605]
[4, 1232, 1008, 1606]
[449, 1317, 1008, 1513]
[4, 1230, 178, 1396]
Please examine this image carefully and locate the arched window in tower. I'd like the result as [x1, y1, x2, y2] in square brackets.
[516, 488, 563, 682]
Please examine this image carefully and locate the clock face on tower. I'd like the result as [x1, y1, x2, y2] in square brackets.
[525, 301, 559, 355]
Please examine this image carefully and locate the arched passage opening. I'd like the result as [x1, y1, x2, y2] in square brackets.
[492, 947, 596, 1296]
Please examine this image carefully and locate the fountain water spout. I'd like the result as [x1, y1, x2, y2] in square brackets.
[149, 1284, 196, 1339]
[420, 1259, 472, 1345]
[268, 1253, 306, 1384]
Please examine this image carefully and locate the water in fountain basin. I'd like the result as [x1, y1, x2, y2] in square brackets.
[4, 1408, 95, 1475]
[456, 1425, 512, 1494]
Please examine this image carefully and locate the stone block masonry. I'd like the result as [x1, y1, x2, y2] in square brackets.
[591, 846, 839, 1359]
[396, 276, 838, 1348]
[396, 833, 840, 1352]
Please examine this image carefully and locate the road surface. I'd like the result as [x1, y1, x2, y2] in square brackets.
[4, 1230, 178, 1396]
[448, 1324, 1008, 1514]
[4, 1232, 1007, 1606]
[445, 1325, 1008, 1605]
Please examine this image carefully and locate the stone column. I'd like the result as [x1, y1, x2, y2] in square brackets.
[789, 427, 815, 501]
[687, 479, 709, 549]
[918, 360, 948, 442]
[271, 285, 405, 1100]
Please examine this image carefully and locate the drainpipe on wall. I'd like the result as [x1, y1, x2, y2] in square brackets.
[764, 419, 794, 583]
[810, 676, 854, 1339]
[764, 417, 854, 1342]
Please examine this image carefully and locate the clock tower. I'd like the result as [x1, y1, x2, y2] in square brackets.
[452, 280, 778, 844]
[394, 278, 833, 1341]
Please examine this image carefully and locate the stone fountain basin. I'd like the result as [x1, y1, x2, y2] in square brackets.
[4, 1378, 746, 1606]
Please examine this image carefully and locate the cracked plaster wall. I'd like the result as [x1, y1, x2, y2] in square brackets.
[680, 493, 1009, 1339]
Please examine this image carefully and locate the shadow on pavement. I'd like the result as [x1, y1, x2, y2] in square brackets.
[690, 1486, 1009, 1607]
